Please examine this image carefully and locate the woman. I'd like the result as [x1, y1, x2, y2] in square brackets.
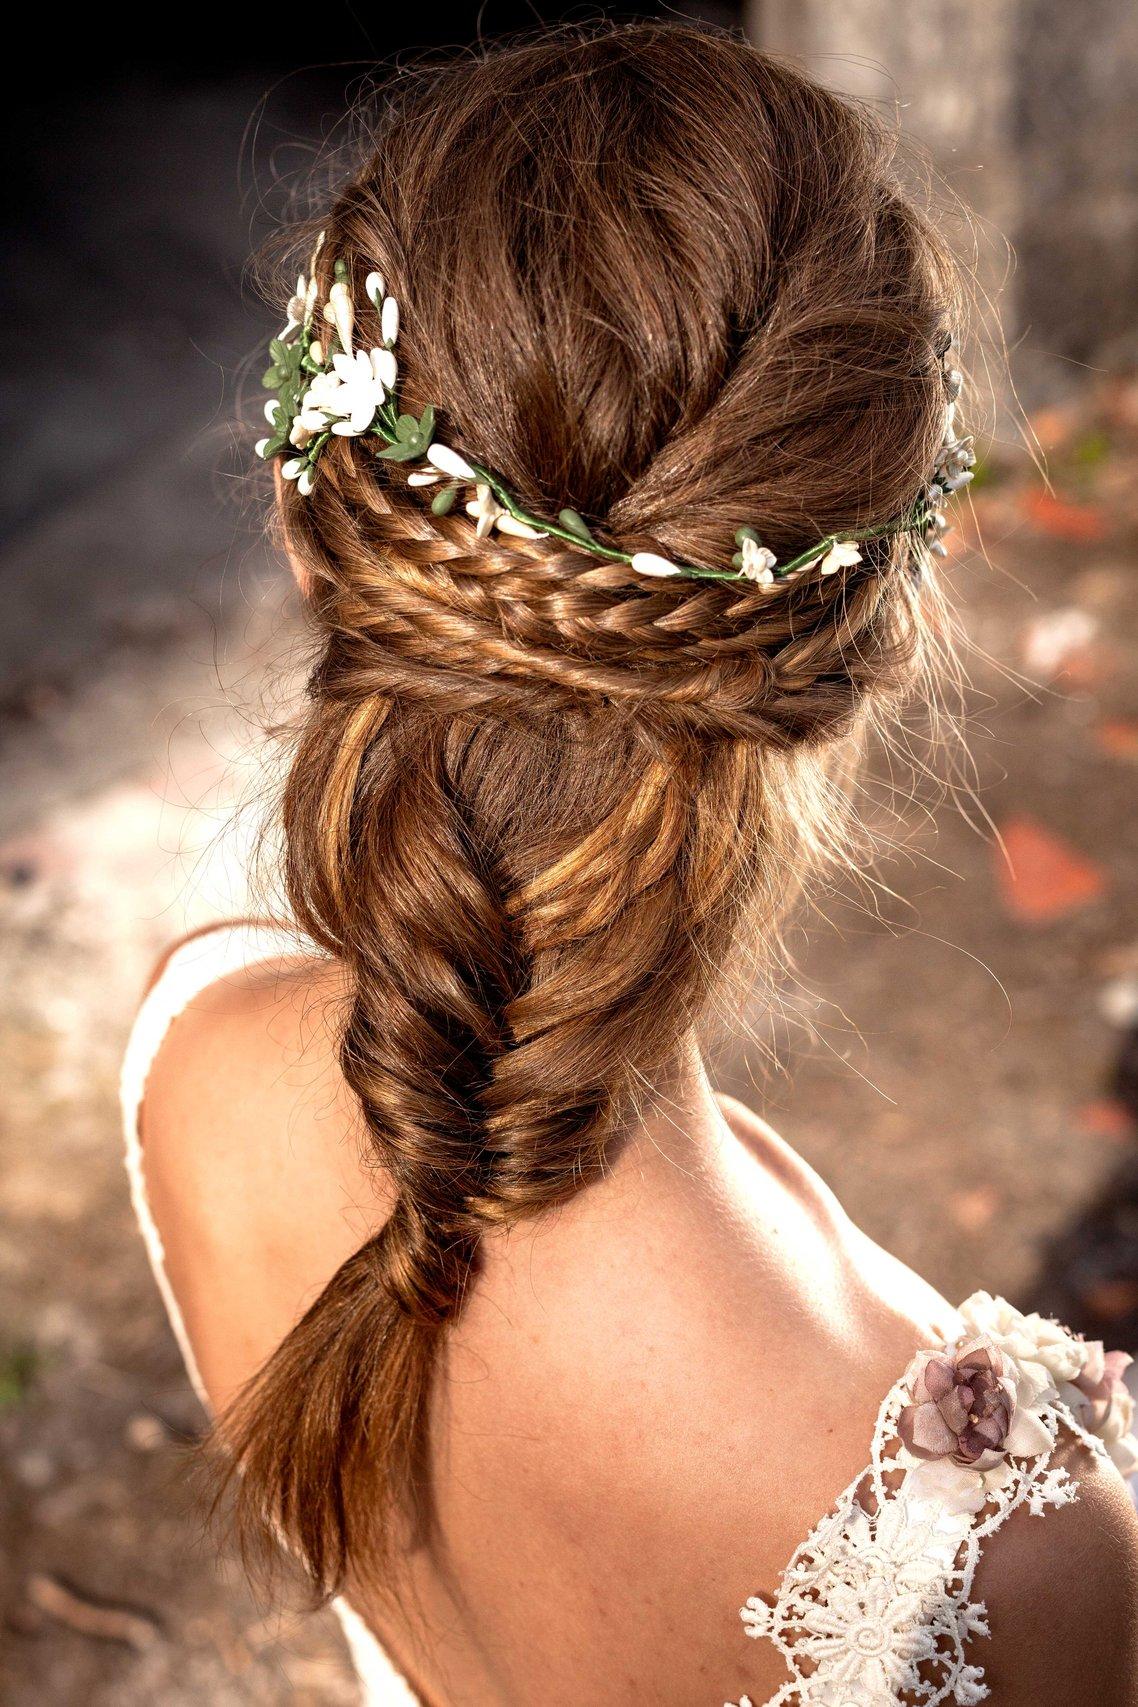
[121, 24, 1138, 1706]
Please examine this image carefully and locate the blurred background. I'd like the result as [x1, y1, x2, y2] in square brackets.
[2, 1, 1137, 1700]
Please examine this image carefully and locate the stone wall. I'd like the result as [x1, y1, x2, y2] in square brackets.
[751, 0, 1138, 404]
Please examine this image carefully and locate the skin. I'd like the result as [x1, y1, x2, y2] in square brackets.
[136, 519, 1138, 1705]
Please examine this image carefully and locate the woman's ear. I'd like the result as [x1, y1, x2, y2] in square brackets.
[273, 461, 312, 597]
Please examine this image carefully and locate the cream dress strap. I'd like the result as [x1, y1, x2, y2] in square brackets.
[120, 919, 421, 1706]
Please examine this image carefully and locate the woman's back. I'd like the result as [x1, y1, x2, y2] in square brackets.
[132, 932, 1138, 1704]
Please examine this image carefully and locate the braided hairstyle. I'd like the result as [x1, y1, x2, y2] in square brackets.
[223, 22, 963, 1592]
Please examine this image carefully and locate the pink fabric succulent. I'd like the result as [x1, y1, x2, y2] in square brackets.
[1070, 1343, 1138, 1474]
[898, 1336, 1021, 1470]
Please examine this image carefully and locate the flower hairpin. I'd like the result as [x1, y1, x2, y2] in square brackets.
[257, 238, 975, 587]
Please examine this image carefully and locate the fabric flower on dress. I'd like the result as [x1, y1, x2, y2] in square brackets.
[898, 1334, 1051, 1471]
[1065, 1344, 1138, 1476]
[959, 1292, 1085, 1395]
[790, 1573, 939, 1703]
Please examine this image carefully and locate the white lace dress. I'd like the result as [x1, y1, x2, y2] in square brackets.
[121, 922, 1138, 1707]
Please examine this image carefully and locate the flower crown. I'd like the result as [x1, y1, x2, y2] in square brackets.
[256, 235, 974, 588]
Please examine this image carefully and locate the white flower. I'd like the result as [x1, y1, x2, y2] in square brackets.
[465, 484, 545, 540]
[737, 537, 778, 584]
[467, 484, 503, 538]
[289, 419, 313, 450]
[819, 540, 863, 575]
[793, 1572, 937, 1702]
[905, 1453, 1017, 1518]
[364, 271, 384, 308]
[308, 338, 324, 368]
[281, 457, 307, 481]
[491, 512, 546, 539]
[839, 1490, 971, 1580]
[281, 271, 308, 340]
[323, 279, 355, 355]
[408, 470, 441, 487]
[264, 398, 280, 425]
[381, 295, 399, 346]
[631, 551, 682, 578]
[297, 466, 315, 496]
[254, 437, 271, 459]
[373, 347, 397, 390]
[300, 348, 389, 438]
[427, 443, 477, 481]
[957, 1291, 1083, 1409]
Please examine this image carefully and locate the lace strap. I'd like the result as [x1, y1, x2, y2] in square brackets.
[726, 1292, 1138, 1707]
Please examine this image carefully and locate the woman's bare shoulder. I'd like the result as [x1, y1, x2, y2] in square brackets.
[715, 1091, 959, 1343]
[978, 1439, 1138, 1705]
[136, 935, 393, 1409]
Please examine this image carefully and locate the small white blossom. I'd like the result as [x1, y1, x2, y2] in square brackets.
[264, 398, 280, 425]
[738, 537, 778, 584]
[308, 338, 324, 367]
[381, 296, 399, 347]
[427, 443, 477, 481]
[289, 419, 314, 450]
[281, 457, 307, 481]
[301, 348, 389, 438]
[467, 484, 503, 538]
[631, 551, 682, 578]
[819, 539, 863, 575]
[465, 484, 545, 540]
[323, 279, 355, 355]
[297, 466, 315, 496]
[254, 437, 271, 459]
[364, 271, 384, 308]
[408, 470, 441, 486]
[281, 272, 308, 340]
[374, 347, 397, 390]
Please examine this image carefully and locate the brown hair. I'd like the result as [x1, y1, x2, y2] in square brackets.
[223, 21, 962, 1593]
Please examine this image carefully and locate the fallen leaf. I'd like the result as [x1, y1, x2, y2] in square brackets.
[1074, 1098, 1136, 1141]
[996, 816, 1108, 924]
[1022, 489, 1109, 542]
[1094, 720, 1138, 760]
[948, 1185, 1000, 1231]
[1027, 405, 1079, 454]
[1078, 1277, 1138, 1323]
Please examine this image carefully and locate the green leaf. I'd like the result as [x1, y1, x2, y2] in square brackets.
[396, 413, 421, 441]
[431, 485, 458, 516]
[417, 404, 436, 441]
[376, 439, 425, 462]
[558, 508, 595, 542]
[262, 364, 285, 390]
[0, 1345, 37, 1410]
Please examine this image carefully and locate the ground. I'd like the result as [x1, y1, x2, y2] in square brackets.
[2, 86, 1137, 1697]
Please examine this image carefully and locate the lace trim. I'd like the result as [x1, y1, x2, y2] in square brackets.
[726, 1298, 1122, 1707]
